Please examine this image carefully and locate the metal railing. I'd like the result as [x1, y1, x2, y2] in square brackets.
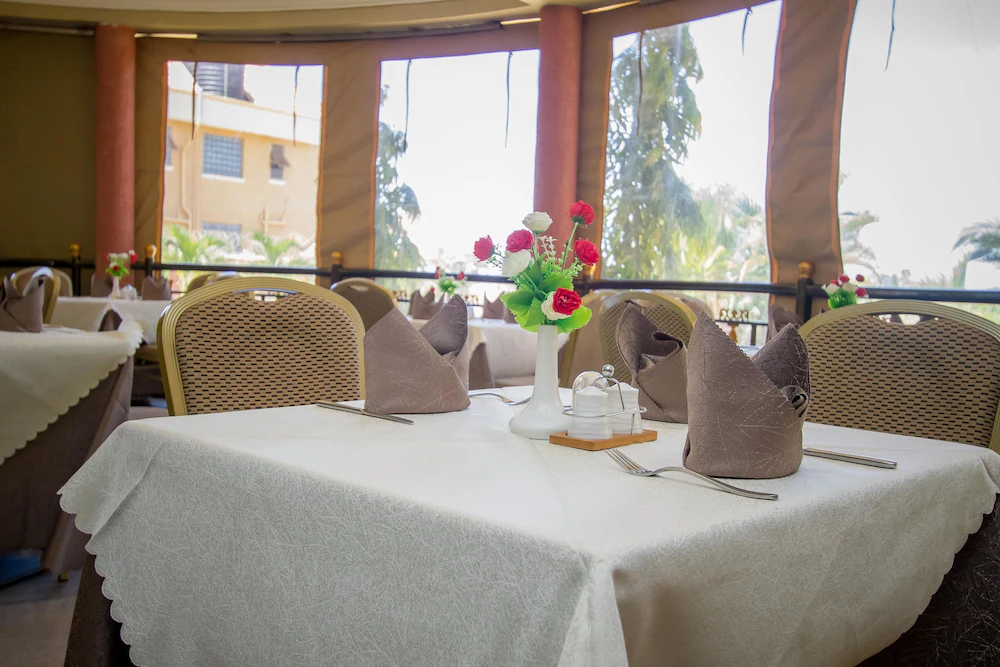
[5, 247, 1000, 327]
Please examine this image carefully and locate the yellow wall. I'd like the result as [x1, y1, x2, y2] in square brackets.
[0, 31, 96, 259]
[163, 119, 319, 241]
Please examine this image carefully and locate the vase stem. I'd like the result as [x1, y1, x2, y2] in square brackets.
[508, 325, 571, 439]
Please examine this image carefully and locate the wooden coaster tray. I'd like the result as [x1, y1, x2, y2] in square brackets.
[549, 429, 658, 451]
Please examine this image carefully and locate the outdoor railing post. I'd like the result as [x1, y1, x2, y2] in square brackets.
[69, 243, 82, 296]
[576, 264, 594, 297]
[144, 244, 156, 278]
[330, 251, 343, 285]
[795, 261, 815, 322]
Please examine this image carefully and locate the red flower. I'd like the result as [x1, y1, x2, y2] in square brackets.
[839, 274, 850, 285]
[457, 271, 466, 281]
[551, 287, 582, 316]
[506, 230, 534, 253]
[473, 236, 495, 261]
[856, 287, 868, 298]
[129, 251, 137, 262]
[569, 200, 596, 225]
[434, 267, 443, 279]
[574, 239, 600, 265]
[855, 274, 865, 283]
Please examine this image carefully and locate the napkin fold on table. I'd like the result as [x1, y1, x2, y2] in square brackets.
[683, 313, 810, 479]
[141, 276, 172, 301]
[91, 274, 113, 297]
[408, 290, 445, 320]
[767, 303, 803, 341]
[481, 295, 506, 320]
[364, 295, 472, 414]
[615, 302, 688, 423]
[1, 275, 46, 333]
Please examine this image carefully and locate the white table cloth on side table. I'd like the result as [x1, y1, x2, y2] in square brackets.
[50, 296, 171, 343]
[0, 320, 143, 466]
[60, 387, 1000, 667]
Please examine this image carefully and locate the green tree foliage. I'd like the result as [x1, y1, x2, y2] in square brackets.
[248, 231, 305, 266]
[839, 210, 880, 277]
[955, 219, 1000, 264]
[162, 224, 226, 265]
[374, 86, 423, 274]
[602, 26, 704, 280]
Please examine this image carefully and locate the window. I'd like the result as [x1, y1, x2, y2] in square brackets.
[203, 134, 243, 178]
[375, 51, 539, 295]
[839, 0, 1000, 320]
[270, 143, 289, 181]
[601, 3, 780, 331]
[161, 62, 324, 290]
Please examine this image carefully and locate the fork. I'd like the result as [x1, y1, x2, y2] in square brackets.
[606, 449, 779, 501]
[469, 392, 530, 406]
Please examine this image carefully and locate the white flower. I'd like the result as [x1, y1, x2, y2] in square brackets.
[844, 283, 858, 294]
[823, 283, 839, 296]
[540, 291, 571, 320]
[501, 250, 532, 278]
[522, 212, 553, 233]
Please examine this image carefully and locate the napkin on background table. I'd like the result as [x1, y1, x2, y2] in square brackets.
[683, 313, 810, 479]
[615, 302, 688, 423]
[481, 295, 505, 319]
[408, 290, 445, 320]
[767, 303, 803, 341]
[141, 276, 172, 301]
[364, 295, 471, 414]
[0, 276, 45, 333]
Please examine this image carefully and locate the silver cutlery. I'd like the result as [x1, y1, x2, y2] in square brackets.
[606, 449, 779, 501]
[315, 401, 414, 425]
[469, 392, 530, 406]
[804, 448, 897, 469]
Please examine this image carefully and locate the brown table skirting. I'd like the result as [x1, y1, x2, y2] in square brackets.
[66, 498, 1000, 667]
[0, 358, 133, 574]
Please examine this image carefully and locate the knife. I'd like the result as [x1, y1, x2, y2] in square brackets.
[804, 448, 897, 469]
[315, 401, 414, 425]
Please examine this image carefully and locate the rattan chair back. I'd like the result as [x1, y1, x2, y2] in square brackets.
[599, 291, 697, 382]
[331, 278, 397, 331]
[559, 290, 617, 386]
[13, 267, 72, 297]
[186, 274, 216, 292]
[157, 277, 365, 416]
[799, 300, 1000, 452]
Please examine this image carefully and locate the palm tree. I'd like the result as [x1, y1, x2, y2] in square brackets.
[955, 219, 1000, 264]
[247, 231, 304, 266]
[839, 210, 880, 277]
[162, 225, 226, 264]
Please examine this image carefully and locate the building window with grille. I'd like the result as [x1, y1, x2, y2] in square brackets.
[270, 144, 290, 182]
[203, 134, 243, 178]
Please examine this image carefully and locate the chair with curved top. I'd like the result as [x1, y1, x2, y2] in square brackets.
[331, 278, 397, 331]
[12, 266, 61, 323]
[559, 290, 618, 386]
[13, 266, 72, 297]
[799, 300, 1000, 452]
[157, 277, 366, 416]
[599, 291, 697, 382]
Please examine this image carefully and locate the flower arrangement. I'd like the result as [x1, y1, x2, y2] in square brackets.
[824, 273, 868, 309]
[105, 251, 137, 279]
[473, 200, 599, 333]
[434, 267, 466, 296]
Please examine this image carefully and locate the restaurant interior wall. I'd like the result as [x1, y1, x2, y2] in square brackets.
[0, 30, 97, 260]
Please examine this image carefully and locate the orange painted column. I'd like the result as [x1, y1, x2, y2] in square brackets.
[94, 25, 136, 275]
[533, 5, 583, 246]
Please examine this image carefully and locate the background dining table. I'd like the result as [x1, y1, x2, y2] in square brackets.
[50, 296, 172, 343]
[59, 387, 1000, 667]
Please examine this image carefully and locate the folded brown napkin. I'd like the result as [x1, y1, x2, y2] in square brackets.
[408, 290, 445, 320]
[767, 303, 803, 341]
[481, 295, 505, 319]
[141, 276, 172, 301]
[364, 295, 471, 414]
[1, 276, 45, 332]
[91, 274, 113, 297]
[683, 313, 810, 479]
[616, 303, 687, 423]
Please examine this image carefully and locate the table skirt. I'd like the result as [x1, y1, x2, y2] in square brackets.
[0, 359, 133, 574]
[65, 499, 1000, 667]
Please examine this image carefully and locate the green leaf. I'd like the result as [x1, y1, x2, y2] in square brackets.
[501, 289, 534, 316]
[539, 271, 574, 293]
[516, 298, 546, 332]
[556, 306, 592, 333]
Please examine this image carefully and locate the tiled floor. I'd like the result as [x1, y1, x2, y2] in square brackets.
[0, 571, 79, 667]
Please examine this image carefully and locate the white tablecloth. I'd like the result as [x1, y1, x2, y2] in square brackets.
[60, 388, 1000, 667]
[50, 296, 171, 343]
[0, 321, 143, 466]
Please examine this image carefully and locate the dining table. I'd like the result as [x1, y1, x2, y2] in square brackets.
[50, 296, 172, 343]
[59, 387, 1000, 666]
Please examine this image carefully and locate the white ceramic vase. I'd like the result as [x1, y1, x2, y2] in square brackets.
[508, 324, 572, 439]
[110, 275, 122, 299]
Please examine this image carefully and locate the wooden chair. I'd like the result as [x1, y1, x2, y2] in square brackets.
[799, 300, 1000, 452]
[331, 278, 396, 331]
[598, 291, 697, 383]
[12, 266, 72, 297]
[11, 267, 60, 323]
[157, 277, 365, 416]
